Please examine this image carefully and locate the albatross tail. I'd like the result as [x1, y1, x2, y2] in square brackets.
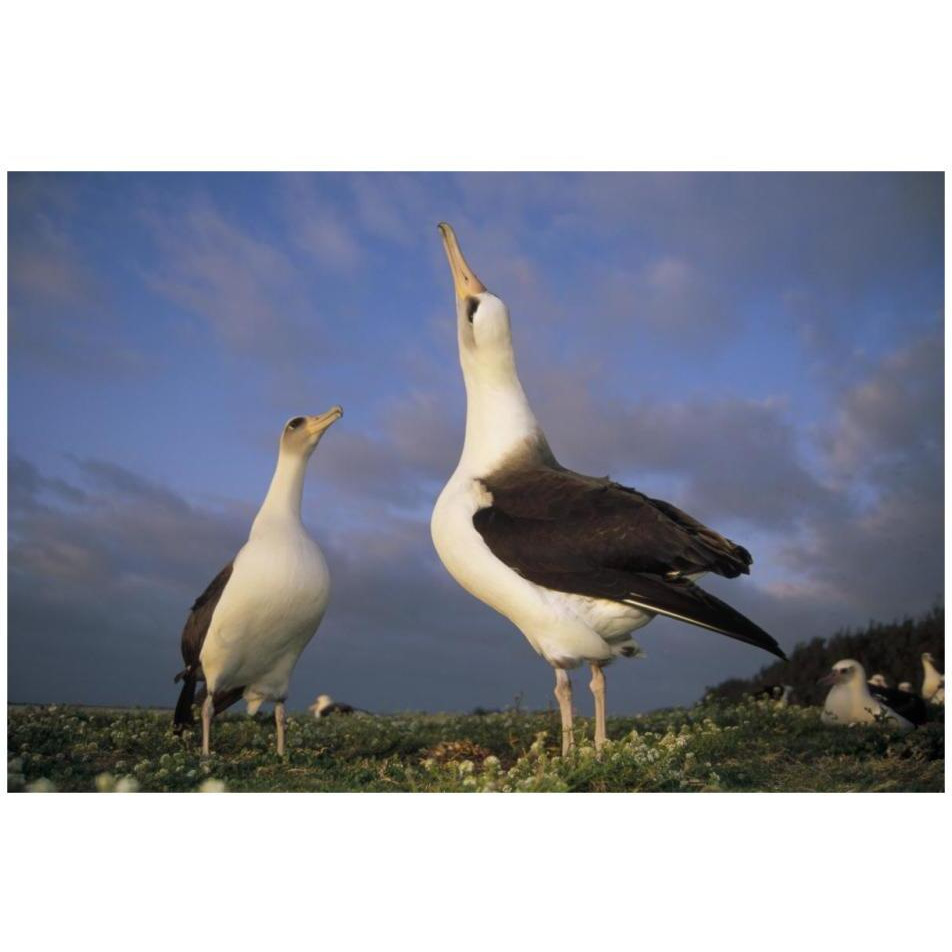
[173, 670, 198, 733]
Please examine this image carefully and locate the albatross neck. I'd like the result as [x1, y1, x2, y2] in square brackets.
[459, 358, 549, 473]
[251, 451, 308, 536]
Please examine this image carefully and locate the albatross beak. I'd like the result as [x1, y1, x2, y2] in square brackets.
[438, 222, 486, 301]
[818, 672, 838, 687]
[306, 405, 344, 436]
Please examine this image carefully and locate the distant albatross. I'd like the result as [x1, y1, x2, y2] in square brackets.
[173, 407, 343, 756]
[309, 694, 355, 717]
[430, 223, 784, 755]
[820, 659, 921, 730]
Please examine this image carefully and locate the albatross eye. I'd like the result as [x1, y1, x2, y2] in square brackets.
[287, 417, 305, 431]
[464, 296, 479, 323]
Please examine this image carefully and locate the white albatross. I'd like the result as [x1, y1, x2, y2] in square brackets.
[920, 652, 944, 705]
[173, 407, 343, 756]
[820, 659, 914, 731]
[430, 223, 784, 755]
[309, 694, 355, 717]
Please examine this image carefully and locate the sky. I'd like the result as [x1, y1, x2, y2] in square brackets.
[6, 171, 944, 715]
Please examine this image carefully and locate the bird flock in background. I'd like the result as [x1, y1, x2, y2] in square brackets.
[170, 224, 943, 759]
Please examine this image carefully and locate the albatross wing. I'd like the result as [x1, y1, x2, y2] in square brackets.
[173, 561, 245, 730]
[869, 684, 928, 726]
[473, 465, 785, 659]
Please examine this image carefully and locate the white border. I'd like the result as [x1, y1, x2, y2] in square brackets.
[3, 2, 949, 947]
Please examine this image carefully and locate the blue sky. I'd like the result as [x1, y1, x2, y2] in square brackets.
[7, 172, 944, 713]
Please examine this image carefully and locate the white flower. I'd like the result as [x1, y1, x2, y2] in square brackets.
[95, 773, 116, 793]
[27, 778, 57, 793]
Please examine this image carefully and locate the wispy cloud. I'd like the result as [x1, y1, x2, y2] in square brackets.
[8, 174, 151, 377]
[142, 195, 302, 353]
[281, 174, 363, 270]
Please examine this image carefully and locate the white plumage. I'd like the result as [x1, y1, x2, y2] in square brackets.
[820, 659, 914, 731]
[200, 514, 330, 712]
[920, 652, 944, 705]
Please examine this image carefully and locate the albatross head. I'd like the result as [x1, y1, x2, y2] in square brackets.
[436, 222, 547, 469]
[309, 694, 333, 716]
[819, 659, 865, 688]
[437, 222, 516, 376]
[281, 406, 343, 458]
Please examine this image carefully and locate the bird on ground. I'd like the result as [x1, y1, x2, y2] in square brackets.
[868, 673, 889, 689]
[309, 694, 355, 717]
[920, 652, 944, 705]
[430, 223, 784, 756]
[819, 659, 917, 731]
[173, 407, 343, 756]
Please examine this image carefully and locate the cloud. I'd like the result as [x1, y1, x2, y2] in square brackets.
[8, 174, 152, 377]
[8, 453, 251, 703]
[597, 256, 734, 343]
[281, 175, 363, 270]
[142, 195, 304, 353]
[348, 173, 434, 247]
[777, 331, 944, 616]
[822, 333, 943, 482]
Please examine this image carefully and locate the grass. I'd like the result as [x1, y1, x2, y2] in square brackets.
[7, 698, 944, 793]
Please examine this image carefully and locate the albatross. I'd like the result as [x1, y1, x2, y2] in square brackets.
[430, 223, 784, 755]
[820, 659, 919, 731]
[309, 694, 356, 717]
[173, 407, 343, 756]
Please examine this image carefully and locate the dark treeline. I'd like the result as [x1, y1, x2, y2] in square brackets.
[706, 606, 945, 706]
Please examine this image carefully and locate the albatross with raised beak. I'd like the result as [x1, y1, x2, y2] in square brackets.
[173, 407, 342, 756]
[430, 223, 784, 755]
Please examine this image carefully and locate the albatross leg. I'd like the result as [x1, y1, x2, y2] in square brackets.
[275, 701, 287, 758]
[590, 663, 607, 752]
[201, 694, 213, 757]
[554, 668, 574, 756]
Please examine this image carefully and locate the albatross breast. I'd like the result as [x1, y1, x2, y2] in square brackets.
[200, 527, 330, 710]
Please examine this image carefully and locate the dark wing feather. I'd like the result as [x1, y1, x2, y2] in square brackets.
[870, 685, 928, 726]
[479, 467, 753, 580]
[475, 465, 785, 659]
[177, 561, 234, 678]
[173, 561, 239, 733]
